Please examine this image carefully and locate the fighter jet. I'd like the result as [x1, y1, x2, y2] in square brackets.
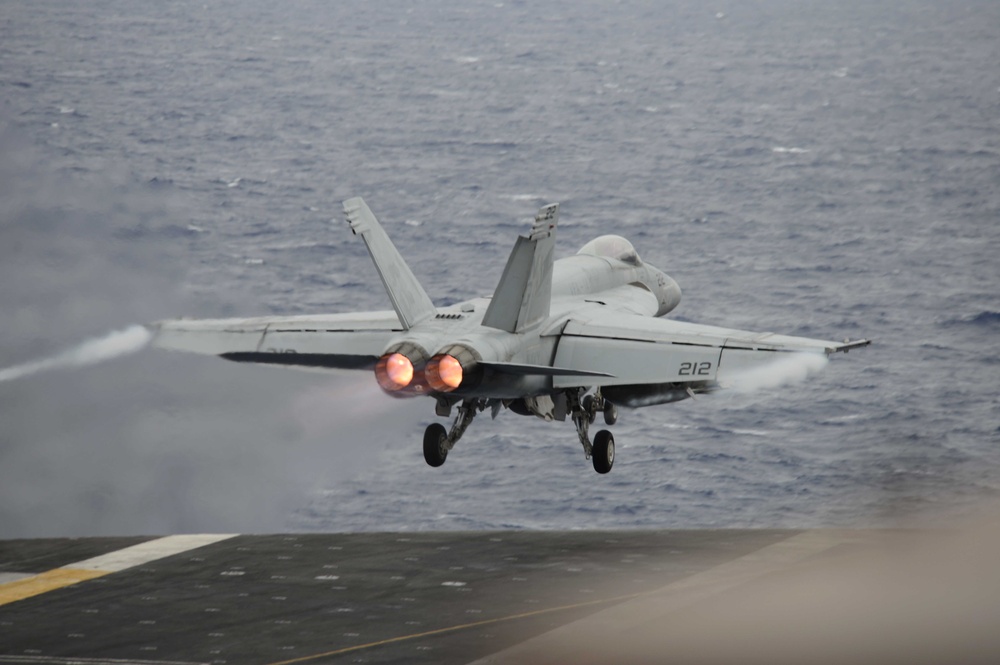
[152, 198, 869, 473]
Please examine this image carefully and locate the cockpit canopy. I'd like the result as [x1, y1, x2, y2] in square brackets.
[577, 235, 642, 266]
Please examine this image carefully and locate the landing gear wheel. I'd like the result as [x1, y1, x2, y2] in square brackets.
[603, 402, 618, 426]
[592, 429, 615, 474]
[423, 423, 448, 467]
[582, 394, 597, 423]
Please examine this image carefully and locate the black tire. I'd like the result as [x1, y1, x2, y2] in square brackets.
[423, 423, 448, 467]
[592, 429, 615, 474]
[603, 402, 618, 426]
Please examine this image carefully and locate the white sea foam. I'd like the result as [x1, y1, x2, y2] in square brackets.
[500, 193, 545, 201]
[0, 325, 152, 383]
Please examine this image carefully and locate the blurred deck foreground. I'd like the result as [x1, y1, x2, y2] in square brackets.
[2, 524, 999, 664]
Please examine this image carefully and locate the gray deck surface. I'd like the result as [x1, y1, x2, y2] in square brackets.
[0, 530, 795, 664]
[5, 528, 997, 665]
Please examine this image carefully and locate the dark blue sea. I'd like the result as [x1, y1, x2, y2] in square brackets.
[1, 0, 998, 536]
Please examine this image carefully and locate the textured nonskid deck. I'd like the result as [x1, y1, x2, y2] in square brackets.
[3, 527, 997, 664]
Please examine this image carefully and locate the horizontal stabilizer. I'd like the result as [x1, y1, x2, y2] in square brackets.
[343, 197, 437, 330]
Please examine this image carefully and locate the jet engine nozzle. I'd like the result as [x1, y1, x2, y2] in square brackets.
[375, 353, 414, 392]
[426, 354, 463, 391]
[426, 344, 481, 393]
[374, 341, 430, 395]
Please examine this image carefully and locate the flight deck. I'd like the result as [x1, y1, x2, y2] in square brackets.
[2, 528, 997, 664]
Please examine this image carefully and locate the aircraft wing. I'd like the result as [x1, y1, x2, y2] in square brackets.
[150, 311, 403, 371]
[550, 312, 870, 389]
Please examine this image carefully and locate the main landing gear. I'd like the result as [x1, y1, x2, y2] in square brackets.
[423, 389, 619, 474]
[423, 399, 480, 468]
[571, 389, 617, 474]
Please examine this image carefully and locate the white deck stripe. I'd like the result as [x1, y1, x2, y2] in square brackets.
[66, 534, 238, 572]
[0, 534, 239, 607]
[0, 572, 34, 585]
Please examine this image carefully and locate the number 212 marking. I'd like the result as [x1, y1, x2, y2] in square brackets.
[679, 361, 711, 376]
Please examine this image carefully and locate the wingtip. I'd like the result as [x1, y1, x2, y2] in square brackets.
[342, 196, 370, 234]
[831, 338, 872, 354]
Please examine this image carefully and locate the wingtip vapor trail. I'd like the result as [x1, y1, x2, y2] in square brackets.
[719, 352, 829, 394]
[0, 325, 153, 383]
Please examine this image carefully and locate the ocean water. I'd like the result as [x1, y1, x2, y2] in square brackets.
[1, 0, 998, 536]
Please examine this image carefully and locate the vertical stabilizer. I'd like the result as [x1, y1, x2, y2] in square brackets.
[343, 197, 437, 329]
[482, 203, 559, 333]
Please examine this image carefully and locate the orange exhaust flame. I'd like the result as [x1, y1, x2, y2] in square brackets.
[426, 354, 463, 392]
[374, 353, 414, 392]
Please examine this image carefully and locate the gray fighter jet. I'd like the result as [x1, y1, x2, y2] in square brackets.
[153, 198, 869, 473]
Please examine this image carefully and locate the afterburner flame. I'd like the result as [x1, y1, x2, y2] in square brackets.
[437, 355, 463, 389]
[375, 352, 414, 392]
[426, 354, 463, 392]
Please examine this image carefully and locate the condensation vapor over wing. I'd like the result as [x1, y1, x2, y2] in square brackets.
[0, 129, 422, 537]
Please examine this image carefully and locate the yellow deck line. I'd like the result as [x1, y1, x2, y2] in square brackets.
[0, 568, 107, 606]
[0, 533, 237, 607]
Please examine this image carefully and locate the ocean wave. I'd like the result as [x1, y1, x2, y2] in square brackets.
[941, 311, 1000, 327]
